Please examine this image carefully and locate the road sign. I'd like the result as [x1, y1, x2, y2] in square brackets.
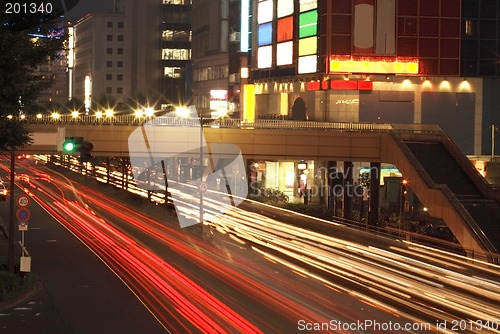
[19, 222, 28, 231]
[16, 208, 31, 223]
[17, 195, 30, 207]
[198, 181, 208, 193]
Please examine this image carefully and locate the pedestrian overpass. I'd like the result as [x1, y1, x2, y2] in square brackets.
[20, 116, 500, 258]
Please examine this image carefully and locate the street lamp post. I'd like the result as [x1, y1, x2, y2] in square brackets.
[199, 113, 204, 224]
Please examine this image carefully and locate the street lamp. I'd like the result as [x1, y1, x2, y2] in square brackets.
[134, 108, 143, 118]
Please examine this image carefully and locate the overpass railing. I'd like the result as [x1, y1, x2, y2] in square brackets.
[25, 115, 424, 132]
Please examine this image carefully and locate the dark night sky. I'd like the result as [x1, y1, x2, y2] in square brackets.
[66, 0, 114, 22]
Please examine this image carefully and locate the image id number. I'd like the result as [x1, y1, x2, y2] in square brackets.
[5, 2, 53, 14]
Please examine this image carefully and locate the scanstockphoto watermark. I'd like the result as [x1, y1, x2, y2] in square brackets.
[248, 181, 366, 198]
[127, 106, 248, 228]
[297, 319, 432, 332]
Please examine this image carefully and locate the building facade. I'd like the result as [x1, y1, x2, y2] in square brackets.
[32, 28, 69, 110]
[242, 0, 500, 156]
[73, 13, 127, 110]
[190, 0, 247, 117]
[72, 0, 192, 112]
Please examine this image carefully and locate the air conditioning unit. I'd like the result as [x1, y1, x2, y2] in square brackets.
[229, 32, 241, 43]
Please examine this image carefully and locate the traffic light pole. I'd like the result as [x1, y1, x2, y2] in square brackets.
[8, 146, 15, 272]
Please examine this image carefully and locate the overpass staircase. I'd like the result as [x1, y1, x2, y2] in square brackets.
[389, 129, 500, 258]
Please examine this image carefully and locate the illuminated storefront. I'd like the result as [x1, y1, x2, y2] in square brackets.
[243, 0, 494, 155]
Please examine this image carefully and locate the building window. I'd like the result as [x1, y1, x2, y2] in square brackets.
[118, 22, 124, 28]
[107, 48, 113, 54]
[107, 22, 113, 28]
[117, 87, 123, 94]
[162, 30, 191, 41]
[162, 48, 191, 60]
[117, 74, 123, 80]
[106, 74, 112, 80]
[107, 35, 113, 41]
[163, 0, 191, 4]
[106, 61, 112, 67]
[117, 61, 123, 67]
[117, 48, 123, 54]
[106, 87, 112, 94]
[165, 66, 182, 78]
[117, 35, 124, 42]
[465, 19, 475, 36]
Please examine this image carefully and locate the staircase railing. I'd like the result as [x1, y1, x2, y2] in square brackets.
[389, 132, 498, 254]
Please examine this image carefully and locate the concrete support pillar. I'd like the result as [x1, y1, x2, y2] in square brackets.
[247, 159, 258, 197]
[369, 162, 381, 226]
[343, 161, 353, 220]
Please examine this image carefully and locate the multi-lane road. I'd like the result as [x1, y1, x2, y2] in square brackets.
[1, 157, 499, 333]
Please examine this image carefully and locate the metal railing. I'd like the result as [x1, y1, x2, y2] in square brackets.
[25, 115, 408, 132]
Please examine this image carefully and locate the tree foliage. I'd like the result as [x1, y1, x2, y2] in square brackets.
[0, 0, 65, 116]
[0, 120, 33, 152]
[0, 0, 64, 151]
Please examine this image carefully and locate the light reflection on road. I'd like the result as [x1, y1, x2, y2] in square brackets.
[4, 158, 500, 333]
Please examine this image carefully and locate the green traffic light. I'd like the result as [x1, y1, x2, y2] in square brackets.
[63, 141, 75, 152]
